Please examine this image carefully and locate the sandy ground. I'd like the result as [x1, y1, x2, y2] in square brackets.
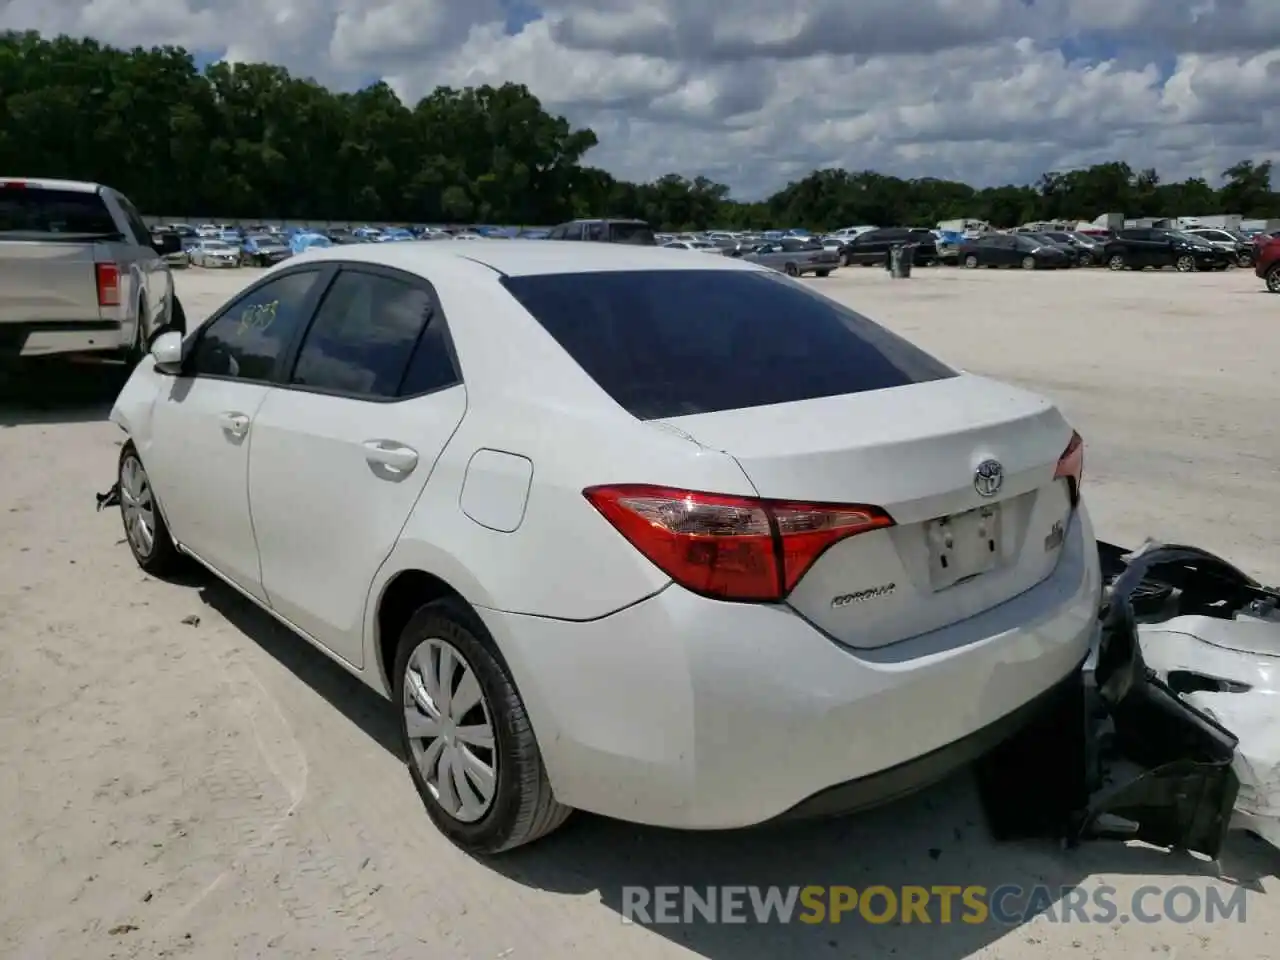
[1, 261, 1278, 959]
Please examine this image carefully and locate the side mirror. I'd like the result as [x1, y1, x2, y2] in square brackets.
[150, 330, 184, 374]
[153, 232, 182, 256]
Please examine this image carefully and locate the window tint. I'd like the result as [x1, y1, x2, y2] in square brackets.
[115, 195, 153, 246]
[585, 222, 605, 241]
[291, 271, 435, 397]
[501, 270, 956, 420]
[190, 271, 321, 381]
[609, 221, 657, 245]
[0, 187, 118, 235]
[398, 315, 460, 396]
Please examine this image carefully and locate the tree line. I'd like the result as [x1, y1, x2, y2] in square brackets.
[1, 31, 1276, 231]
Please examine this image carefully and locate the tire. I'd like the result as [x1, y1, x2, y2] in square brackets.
[815, 269, 830, 278]
[1266, 265, 1280, 294]
[1238, 253, 1253, 268]
[124, 304, 148, 366]
[395, 598, 571, 854]
[841, 253, 853, 267]
[118, 442, 184, 576]
[1175, 255, 1195, 273]
[1021, 256, 1036, 270]
[1108, 254, 1126, 271]
[783, 263, 799, 277]
[963, 254, 978, 269]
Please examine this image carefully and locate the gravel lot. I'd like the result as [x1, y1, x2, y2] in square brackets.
[2, 264, 1277, 959]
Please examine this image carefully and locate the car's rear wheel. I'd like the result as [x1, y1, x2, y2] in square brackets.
[1237, 252, 1253, 268]
[395, 599, 571, 854]
[118, 442, 183, 576]
[1266, 265, 1280, 293]
[784, 263, 799, 277]
[1175, 255, 1195, 273]
[1108, 254, 1126, 271]
[1021, 256, 1036, 270]
[963, 254, 978, 269]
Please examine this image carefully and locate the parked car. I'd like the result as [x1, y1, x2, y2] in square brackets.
[841, 228, 939, 267]
[1065, 232, 1106, 264]
[1036, 231, 1098, 265]
[1256, 233, 1280, 293]
[661, 239, 723, 253]
[545, 218, 657, 245]
[1183, 228, 1254, 267]
[109, 240, 1097, 855]
[1101, 229, 1230, 272]
[242, 234, 292, 267]
[190, 239, 242, 268]
[1020, 233, 1082, 266]
[959, 234, 1069, 270]
[739, 237, 841, 276]
[0, 176, 184, 363]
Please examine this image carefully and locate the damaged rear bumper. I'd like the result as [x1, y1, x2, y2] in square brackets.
[982, 539, 1279, 860]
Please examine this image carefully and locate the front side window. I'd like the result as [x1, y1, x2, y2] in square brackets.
[290, 271, 438, 398]
[501, 269, 956, 420]
[189, 271, 322, 381]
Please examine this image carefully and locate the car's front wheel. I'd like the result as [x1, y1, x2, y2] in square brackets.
[1266, 264, 1280, 293]
[963, 254, 978, 269]
[1175, 255, 1196, 273]
[1021, 256, 1036, 270]
[118, 442, 183, 576]
[395, 599, 571, 854]
[1108, 253, 1126, 271]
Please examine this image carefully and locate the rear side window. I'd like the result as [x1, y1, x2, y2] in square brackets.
[291, 271, 439, 398]
[608, 222, 656, 245]
[0, 187, 118, 236]
[500, 270, 956, 419]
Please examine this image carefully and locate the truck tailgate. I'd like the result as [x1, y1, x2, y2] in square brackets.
[0, 240, 103, 325]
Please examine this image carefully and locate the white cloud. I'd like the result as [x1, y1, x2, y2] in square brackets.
[2, 0, 1278, 197]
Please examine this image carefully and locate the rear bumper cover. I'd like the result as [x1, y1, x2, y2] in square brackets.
[1, 320, 125, 358]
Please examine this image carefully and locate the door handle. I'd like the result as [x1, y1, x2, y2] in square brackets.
[363, 440, 419, 475]
[218, 412, 250, 438]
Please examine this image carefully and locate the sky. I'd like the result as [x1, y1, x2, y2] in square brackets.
[1, 0, 1277, 199]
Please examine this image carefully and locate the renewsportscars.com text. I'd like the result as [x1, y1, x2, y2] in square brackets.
[621, 884, 1248, 926]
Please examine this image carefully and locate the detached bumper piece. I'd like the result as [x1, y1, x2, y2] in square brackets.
[978, 539, 1280, 861]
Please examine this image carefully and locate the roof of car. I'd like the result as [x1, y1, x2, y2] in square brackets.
[295, 238, 760, 278]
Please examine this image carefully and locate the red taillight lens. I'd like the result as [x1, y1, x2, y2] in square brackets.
[95, 262, 120, 307]
[1, 180, 27, 189]
[1054, 430, 1084, 506]
[583, 484, 894, 602]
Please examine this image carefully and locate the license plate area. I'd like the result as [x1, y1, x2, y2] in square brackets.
[926, 504, 1003, 591]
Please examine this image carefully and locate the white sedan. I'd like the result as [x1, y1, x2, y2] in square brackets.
[109, 240, 1100, 855]
[189, 239, 242, 268]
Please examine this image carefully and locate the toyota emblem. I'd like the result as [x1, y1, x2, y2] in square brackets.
[974, 459, 1004, 497]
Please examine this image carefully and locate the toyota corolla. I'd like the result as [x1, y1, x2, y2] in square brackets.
[108, 241, 1100, 855]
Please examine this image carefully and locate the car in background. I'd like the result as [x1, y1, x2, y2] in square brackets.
[1183, 227, 1255, 267]
[827, 225, 879, 241]
[1256, 233, 1280, 293]
[189, 239, 242, 268]
[109, 239, 1097, 856]
[1102, 228, 1230, 272]
[739, 237, 841, 276]
[662, 239, 723, 254]
[1019, 233, 1082, 267]
[545, 218, 657, 245]
[152, 229, 189, 268]
[242, 234, 292, 267]
[959, 234, 1069, 270]
[841, 228, 939, 267]
[1032, 231, 1099, 266]
[516, 228, 549, 240]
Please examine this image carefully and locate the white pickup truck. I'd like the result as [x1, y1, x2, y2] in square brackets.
[0, 177, 185, 363]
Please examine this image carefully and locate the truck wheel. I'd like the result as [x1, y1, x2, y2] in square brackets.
[169, 296, 187, 335]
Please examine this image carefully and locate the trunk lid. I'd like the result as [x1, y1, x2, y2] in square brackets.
[0, 239, 106, 325]
[663, 374, 1077, 649]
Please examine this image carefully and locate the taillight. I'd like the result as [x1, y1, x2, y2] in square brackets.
[583, 484, 894, 602]
[1, 180, 27, 189]
[95, 262, 120, 307]
[1054, 430, 1084, 507]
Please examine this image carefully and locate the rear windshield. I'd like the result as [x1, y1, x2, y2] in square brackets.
[0, 187, 118, 236]
[608, 222, 656, 245]
[500, 270, 956, 419]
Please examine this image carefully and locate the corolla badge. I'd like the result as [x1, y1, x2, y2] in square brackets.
[831, 583, 896, 608]
[974, 459, 1004, 497]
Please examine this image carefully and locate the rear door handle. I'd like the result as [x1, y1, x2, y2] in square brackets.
[363, 440, 419, 475]
[218, 412, 250, 438]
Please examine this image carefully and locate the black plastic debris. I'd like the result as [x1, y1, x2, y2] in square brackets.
[96, 481, 120, 511]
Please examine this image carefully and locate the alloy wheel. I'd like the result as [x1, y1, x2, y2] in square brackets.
[964, 255, 978, 269]
[1021, 256, 1036, 270]
[1176, 255, 1195, 273]
[120, 454, 157, 558]
[1267, 267, 1280, 293]
[403, 638, 497, 823]
[1108, 255, 1125, 271]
